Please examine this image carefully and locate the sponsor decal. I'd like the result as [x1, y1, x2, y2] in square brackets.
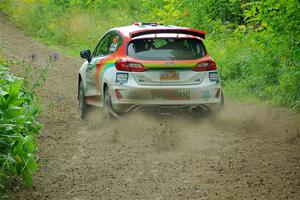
[109, 43, 118, 52]
[209, 72, 219, 82]
[151, 90, 191, 100]
[109, 35, 121, 52]
[116, 72, 128, 83]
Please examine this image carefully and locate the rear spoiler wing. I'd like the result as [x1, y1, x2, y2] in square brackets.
[130, 28, 206, 39]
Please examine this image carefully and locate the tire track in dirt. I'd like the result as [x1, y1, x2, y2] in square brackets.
[1, 12, 299, 200]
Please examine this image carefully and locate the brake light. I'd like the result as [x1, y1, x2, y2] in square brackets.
[115, 59, 146, 72]
[192, 60, 217, 71]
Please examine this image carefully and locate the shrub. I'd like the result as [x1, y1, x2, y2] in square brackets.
[0, 57, 42, 198]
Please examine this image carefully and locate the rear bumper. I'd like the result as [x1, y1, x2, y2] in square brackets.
[110, 82, 222, 112]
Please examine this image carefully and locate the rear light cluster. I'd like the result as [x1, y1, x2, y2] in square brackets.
[115, 59, 146, 72]
[115, 59, 216, 72]
[192, 60, 217, 71]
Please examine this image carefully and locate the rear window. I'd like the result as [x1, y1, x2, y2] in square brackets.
[127, 38, 207, 60]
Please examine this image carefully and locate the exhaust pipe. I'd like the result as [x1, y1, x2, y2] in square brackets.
[188, 106, 199, 112]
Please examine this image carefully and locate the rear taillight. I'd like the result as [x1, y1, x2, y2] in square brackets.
[192, 60, 217, 71]
[115, 59, 146, 72]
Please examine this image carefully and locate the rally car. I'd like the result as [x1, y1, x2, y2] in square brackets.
[78, 22, 223, 118]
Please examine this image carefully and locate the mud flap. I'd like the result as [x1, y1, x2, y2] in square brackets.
[108, 108, 121, 119]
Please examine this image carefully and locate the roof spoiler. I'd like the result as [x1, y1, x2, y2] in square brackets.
[130, 28, 206, 39]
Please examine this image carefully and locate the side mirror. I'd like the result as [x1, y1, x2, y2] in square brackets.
[80, 49, 91, 62]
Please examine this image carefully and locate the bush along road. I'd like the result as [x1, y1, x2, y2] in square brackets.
[0, 13, 299, 200]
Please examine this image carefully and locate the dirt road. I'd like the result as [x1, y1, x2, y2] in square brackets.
[1, 13, 299, 200]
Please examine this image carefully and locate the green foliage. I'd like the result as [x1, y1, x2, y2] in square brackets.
[0, 58, 42, 197]
[209, 31, 300, 110]
[1, 0, 145, 53]
[0, 0, 299, 111]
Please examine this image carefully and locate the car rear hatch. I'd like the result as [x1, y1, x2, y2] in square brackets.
[127, 57, 206, 85]
[122, 34, 215, 85]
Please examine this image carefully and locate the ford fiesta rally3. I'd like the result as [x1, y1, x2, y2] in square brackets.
[78, 22, 224, 118]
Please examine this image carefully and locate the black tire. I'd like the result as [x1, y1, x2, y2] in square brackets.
[221, 91, 225, 108]
[104, 87, 113, 117]
[103, 87, 120, 119]
[79, 81, 87, 119]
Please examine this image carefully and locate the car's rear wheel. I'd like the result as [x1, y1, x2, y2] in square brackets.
[103, 86, 121, 119]
[221, 91, 225, 108]
[79, 81, 87, 119]
[104, 87, 112, 114]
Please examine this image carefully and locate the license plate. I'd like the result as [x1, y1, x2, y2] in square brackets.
[160, 70, 179, 80]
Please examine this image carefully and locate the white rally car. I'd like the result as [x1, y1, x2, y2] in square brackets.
[78, 22, 223, 118]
